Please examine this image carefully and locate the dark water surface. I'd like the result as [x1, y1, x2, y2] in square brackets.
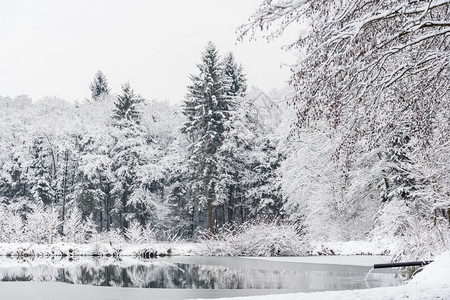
[0, 256, 402, 292]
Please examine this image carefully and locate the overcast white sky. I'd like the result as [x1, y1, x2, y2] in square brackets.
[0, 0, 298, 104]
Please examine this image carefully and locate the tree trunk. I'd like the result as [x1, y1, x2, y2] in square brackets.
[191, 200, 196, 238]
[121, 185, 128, 231]
[448, 207, 450, 226]
[99, 211, 103, 232]
[44, 133, 58, 204]
[240, 200, 244, 224]
[61, 150, 69, 225]
[104, 196, 110, 232]
[208, 182, 214, 233]
[228, 185, 233, 223]
[222, 204, 226, 226]
[102, 181, 111, 232]
[378, 153, 390, 202]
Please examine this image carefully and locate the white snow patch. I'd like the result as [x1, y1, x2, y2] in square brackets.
[247, 255, 392, 267]
[313, 240, 398, 256]
[0, 242, 201, 257]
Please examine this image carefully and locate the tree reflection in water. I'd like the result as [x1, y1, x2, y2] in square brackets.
[0, 257, 402, 290]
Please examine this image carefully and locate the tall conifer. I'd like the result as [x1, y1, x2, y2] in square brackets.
[182, 42, 231, 232]
[89, 71, 110, 101]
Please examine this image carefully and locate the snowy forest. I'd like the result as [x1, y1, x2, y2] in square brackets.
[1, 0, 449, 261]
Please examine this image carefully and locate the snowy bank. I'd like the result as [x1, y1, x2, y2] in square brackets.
[247, 255, 393, 267]
[0, 240, 395, 258]
[313, 240, 398, 256]
[196, 250, 450, 300]
[0, 242, 200, 257]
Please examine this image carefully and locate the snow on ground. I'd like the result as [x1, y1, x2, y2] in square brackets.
[247, 255, 392, 267]
[315, 240, 398, 256]
[0, 242, 199, 257]
[194, 250, 450, 300]
[0, 239, 395, 258]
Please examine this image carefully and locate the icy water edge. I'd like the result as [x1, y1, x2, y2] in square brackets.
[0, 256, 403, 299]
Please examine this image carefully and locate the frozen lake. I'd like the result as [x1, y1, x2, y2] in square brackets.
[0, 256, 403, 299]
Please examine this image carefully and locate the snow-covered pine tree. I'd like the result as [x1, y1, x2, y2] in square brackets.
[247, 137, 284, 218]
[164, 139, 193, 236]
[243, 89, 285, 221]
[75, 141, 114, 232]
[182, 42, 232, 233]
[0, 97, 35, 217]
[89, 70, 111, 101]
[29, 136, 54, 205]
[384, 131, 416, 203]
[215, 52, 249, 225]
[112, 83, 143, 124]
[223, 52, 247, 97]
[111, 83, 147, 233]
[0, 144, 31, 205]
[371, 125, 423, 247]
[71, 99, 116, 233]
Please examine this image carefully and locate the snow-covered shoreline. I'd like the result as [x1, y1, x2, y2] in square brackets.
[0, 240, 398, 258]
[0, 242, 197, 258]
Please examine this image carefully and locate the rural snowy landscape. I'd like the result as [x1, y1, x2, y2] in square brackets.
[0, 0, 449, 299]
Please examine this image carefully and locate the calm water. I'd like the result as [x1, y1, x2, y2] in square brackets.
[0, 256, 402, 292]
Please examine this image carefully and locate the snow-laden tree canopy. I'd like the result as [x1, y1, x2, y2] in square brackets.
[239, 0, 450, 259]
[239, 0, 450, 143]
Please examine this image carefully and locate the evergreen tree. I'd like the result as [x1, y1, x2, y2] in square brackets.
[71, 99, 116, 233]
[247, 138, 284, 218]
[30, 136, 54, 205]
[215, 92, 251, 225]
[223, 52, 247, 97]
[216, 52, 248, 225]
[234, 89, 285, 223]
[383, 130, 416, 204]
[89, 71, 110, 101]
[0, 144, 31, 202]
[371, 126, 420, 240]
[111, 83, 146, 232]
[182, 42, 231, 233]
[112, 83, 144, 124]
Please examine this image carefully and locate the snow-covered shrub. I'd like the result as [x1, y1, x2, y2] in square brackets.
[0, 204, 24, 243]
[370, 200, 408, 252]
[91, 227, 125, 245]
[199, 220, 308, 256]
[25, 202, 60, 244]
[371, 199, 450, 262]
[393, 217, 449, 263]
[63, 206, 92, 243]
[160, 227, 184, 243]
[142, 223, 157, 243]
[124, 221, 158, 244]
[125, 220, 144, 243]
